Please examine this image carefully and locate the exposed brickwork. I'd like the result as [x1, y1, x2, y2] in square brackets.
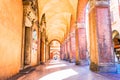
[96, 7, 113, 63]
[89, 1, 116, 72]
[70, 31, 76, 61]
[78, 28, 87, 60]
[75, 0, 88, 65]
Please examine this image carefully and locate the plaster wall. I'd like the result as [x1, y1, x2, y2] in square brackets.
[0, 0, 23, 79]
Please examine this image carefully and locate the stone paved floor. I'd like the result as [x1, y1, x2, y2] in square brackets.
[14, 60, 120, 80]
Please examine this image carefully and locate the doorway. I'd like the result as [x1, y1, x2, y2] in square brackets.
[49, 40, 60, 60]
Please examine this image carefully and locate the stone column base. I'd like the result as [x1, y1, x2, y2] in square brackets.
[40, 62, 45, 65]
[69, 59, 72, 63]
[76, 59, 89, 65]
[76, 61, 80, 65]
[90, 62, 99, 72]
[79, 59, 89, 66]
[63, 58, 69, 61]
[90, 62, 117, 73]
[98, 64, 117, 73]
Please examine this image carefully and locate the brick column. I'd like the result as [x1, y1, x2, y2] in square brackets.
[70, 30, 76, 62]
[69, 33, 72, 62]
[75, 27, 80, 65]
[65, 39, 68, 60]
[62, 41, 65, 60]
[69, 14, 76, 62]
[60, 44, 63, 60]
[60, 45, 62, 60]
[45, 41, 49, 61]
[67, 36, 71, 62]
[89, 0, 116, 72]
[65, 40, 68, 60]
[62, 42, 65, 60]
[75, 0, 89, 65]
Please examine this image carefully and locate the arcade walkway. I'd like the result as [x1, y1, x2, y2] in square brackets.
[10, 60, 120, 80]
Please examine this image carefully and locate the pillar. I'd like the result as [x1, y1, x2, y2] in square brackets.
[61, 43, 63, 60]
[40, 20, 46, 64]
[66, 38, 70, 61]
[45, 40, 49, 61]
[75, 0, 89, 65]
[40, 31, 46, 64]
[67, 36, 71, 61]
[69, 33, 72, 62]
[60, 45, 62, 59]
[89, 0, 116, 72]
[37, 27, 41, 64]
[69, 13, 76, 63]
[61, 43, 65, 60]
[64, 41, 66, 60]
[70, 30, 76, 62]
[64, 40, 67, 60]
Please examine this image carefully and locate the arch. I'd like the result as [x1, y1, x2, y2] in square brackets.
[112, 30, 120, 62]
[38, 0, 77, 47]
[49, 40, 61, 60]
[49, 39, 61, 45]
[48, 35, 64, 44]
[50, 50, 60, 60]
[112, 30, 119, 39]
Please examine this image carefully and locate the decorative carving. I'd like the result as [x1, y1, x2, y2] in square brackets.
[23, 0, 38, 27]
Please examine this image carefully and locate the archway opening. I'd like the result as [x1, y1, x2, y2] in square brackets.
[49, 40, 61, 60]
[112, 30, 120, 63]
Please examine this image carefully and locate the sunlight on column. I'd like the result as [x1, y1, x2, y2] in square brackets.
[46, 64, 67, 69]
[39, 69, 78, 80]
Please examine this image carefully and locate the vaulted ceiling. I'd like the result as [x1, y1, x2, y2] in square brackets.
[38, 0, 78, 43]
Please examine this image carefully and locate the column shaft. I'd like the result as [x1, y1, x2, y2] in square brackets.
[89, 0, 116, 72]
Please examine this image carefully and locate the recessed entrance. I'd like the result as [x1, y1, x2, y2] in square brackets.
[49, 40, 60, 60]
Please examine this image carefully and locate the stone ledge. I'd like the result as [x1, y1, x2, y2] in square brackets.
[75, 61, 80, 65]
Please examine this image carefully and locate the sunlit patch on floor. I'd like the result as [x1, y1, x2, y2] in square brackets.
[46, 64, 67, 69]
[39, 69, 78, 80]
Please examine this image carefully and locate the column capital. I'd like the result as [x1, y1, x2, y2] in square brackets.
[90, 0, 110, 8]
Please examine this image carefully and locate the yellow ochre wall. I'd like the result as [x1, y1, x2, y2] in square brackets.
[0, 0, 23, 79]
